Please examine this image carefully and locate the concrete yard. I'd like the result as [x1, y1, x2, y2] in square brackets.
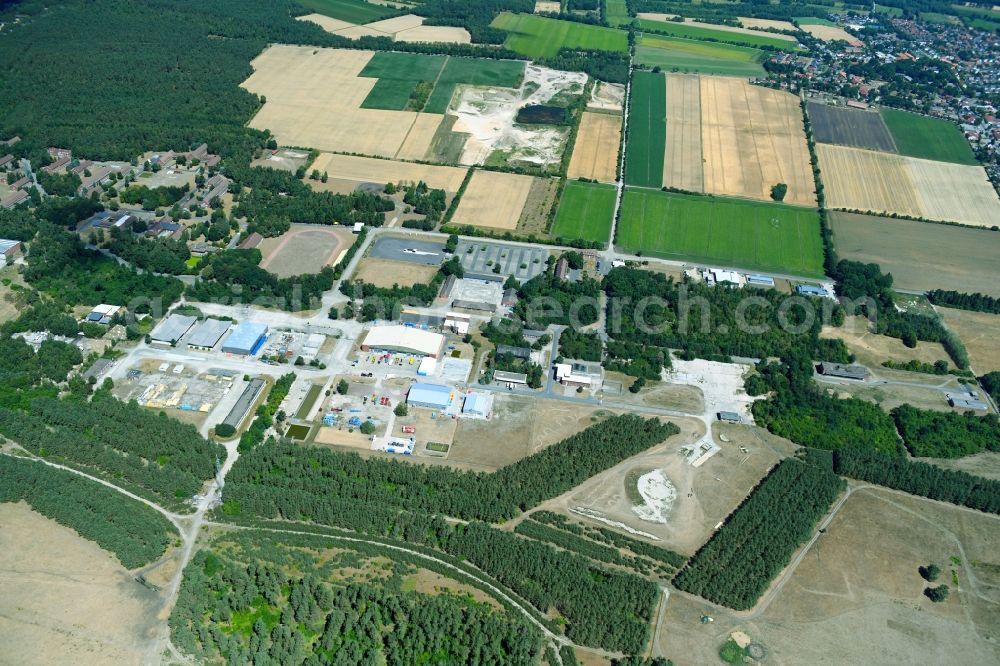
[369, 235, 448, 266]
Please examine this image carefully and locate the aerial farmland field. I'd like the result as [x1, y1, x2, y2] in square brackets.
[296, 0, 395, 24]
[491, 12, 629, 58]
[829, 211, 1000, 297]
[424, 57, 526, 114]
[567, 111, 622, 183]
[634, 34, 766, 77]
[817, 144, 1000, 227]
[450, 170, 535, 230]
[551, 181, 616, 244]
[636, 15, 799, 50]
[879, 108, 978, 165]
[625, 71, 666, 188]
[808, 102, 898, 152]
[617, 189, 825, 276]
[663, 73, 703, 192]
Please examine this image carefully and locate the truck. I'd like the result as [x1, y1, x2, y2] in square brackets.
[401, 425, 416, 434]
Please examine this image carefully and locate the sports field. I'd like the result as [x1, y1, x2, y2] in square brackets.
[359, 52, 524, 113]
[617, 189, 825, 276]
[829, 211, 1000, 297]
[551, 181, 616, 244]
[879, 108, 978, 165]
[567, 111, 621, 183]
[297, 0, 395, 23]
[491, 12, 629, 58]
[636, 16, 799, 50]
[634, 34, 765, 77]
[625, 71, 666, 188]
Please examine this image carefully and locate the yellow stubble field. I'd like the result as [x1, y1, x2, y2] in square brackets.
[567, 112, 622, 183]
[241, 45, 442, 160]
[698, 77, 815, 205]
[817, 144, 1000, 227]
[449, 170, 534, 230]
[663, 73, 704, 192]
[309, 153, 469, 193]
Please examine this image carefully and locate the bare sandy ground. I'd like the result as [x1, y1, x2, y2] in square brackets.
[0, 502, 163, 666]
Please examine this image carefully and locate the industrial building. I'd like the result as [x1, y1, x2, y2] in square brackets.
[746, 274, 774, 287]
[222, 322, 269, 356]
[417, 357, 437, 376]
[554, 362, 593, 388]
[361, 325, 445, 358]
[150, 314, 197, 345]
[406, 383, 453, 410]
[0, 239, 21, 266]
[85, 303, 122, 325]
[796, 284, 828, 297]
[452, 299, 496, 313]
[401, 310, 446, 329]
[462, 392, 493, 418]
[444, 312, 471, 335]
[222, 378, 265, 429]
[187, 318, 232, 350]
[717, 411, 742, 423]
[817, 362, 869, 381]
[494, 370, 527, 385]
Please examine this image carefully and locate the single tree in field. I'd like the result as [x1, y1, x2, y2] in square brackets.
[919, 563, 940, 582]
[924, 585, 950, 602]
[770, 183, 788, 202]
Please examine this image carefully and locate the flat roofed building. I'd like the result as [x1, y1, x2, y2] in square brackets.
[462, 392, 492, 417]
[796, 284, 827, 297]
[554, 362, 592, 387]
[150, 314, 197, 345]
[417, 357, 437, 376]
[222, 378, 265, 429]
[187, 318, 232, 350]
[717, 411, 742, 423]
[452, 299, 496, 313]
[361, 325, 445, 358]
[223, 322, 268, 356]
[444, 312, 471, 335]
[818, 362, 869, 381]
[494, 370, 527, 385]
[406, 383, 453, 410]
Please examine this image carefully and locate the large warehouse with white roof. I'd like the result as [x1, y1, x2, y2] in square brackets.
[360, 325, 445, 358]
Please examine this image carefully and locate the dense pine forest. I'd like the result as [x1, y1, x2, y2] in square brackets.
[0, 455, 177, 569]
[672, 459, 846, 610]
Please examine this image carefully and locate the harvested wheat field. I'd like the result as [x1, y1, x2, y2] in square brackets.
[301, 12, 471, 43]
[738, 16, 797, 31]
[242, 45, 442, 159]
[817, 144, 1000, 227]
[534, 1, 561, 12]
[664, 74, 704, 192]
[450, 170, 534, 230]
[395, 26, 471, 44]
[800, 23, 862, 45]
[310, 153, 469, 192]
[938, 308, 1000, 373]
[567, 112, 622, 183]
[297, 13, 355, 32]
[699, 77, 815, 205]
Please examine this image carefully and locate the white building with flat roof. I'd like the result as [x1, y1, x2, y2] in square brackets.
[361, 325, 445, 358]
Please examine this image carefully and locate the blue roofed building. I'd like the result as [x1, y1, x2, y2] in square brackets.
[406, 383, 453, 410]
[222, 322, 268, 356]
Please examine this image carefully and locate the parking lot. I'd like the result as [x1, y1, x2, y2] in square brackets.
[455, 240, 549, 281]
[369, 236, 447, 266]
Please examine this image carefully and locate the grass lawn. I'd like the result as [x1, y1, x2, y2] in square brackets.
[637, 18, 798, 50]
[551, 181, 617, 245]
[424, 58, 525, 113]
[617, 189, 825, 277]
[358, 52, 523, 113]
[606, 0, 631, 26]
[624, 71, 666, 188]
[296, 0, 395, 24]
[491, 12, 629, 58]
[793, 16, 837, 26]
[879, 108, 978, 165]
[634, 34, 765, 77]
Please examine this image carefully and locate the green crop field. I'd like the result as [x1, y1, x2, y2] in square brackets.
[637, 18, 799, 50]
[606, 0, 631, 26]
[358, 53, 523, 113]
[625, 71, 666, 188]
[634, 34, 765, 77]
[617, 189, 825, 276]
[296, 0, 395, 24]
[491, 12, 629, 58]
[424, 58, 526, 113]
[552, 181, 617, 244]
[793, 16, 837, 26]
[879, 108, 978, 165]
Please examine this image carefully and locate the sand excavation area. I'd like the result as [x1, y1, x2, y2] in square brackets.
[697, 76, 815, 205]
[817, 144, 1000, 227]
[588, 81, 625, 113]
[299, 13, 471, 44]
[242, 46, 442, 160]
[449, 64, 586, 168]
[449, 170, 535, 230]
[567, 112, 622, 183]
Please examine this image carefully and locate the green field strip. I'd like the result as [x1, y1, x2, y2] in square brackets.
[879, 108, 978, 165]
[634, 33, 766, 76]
[424, 58, 526, 114]
[625, 71, 666, 188]
[636, 18, 799, 50]
[297, 0, 396, 24]
[552, 181, 617, 244]
[491, 12, 629, 58]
